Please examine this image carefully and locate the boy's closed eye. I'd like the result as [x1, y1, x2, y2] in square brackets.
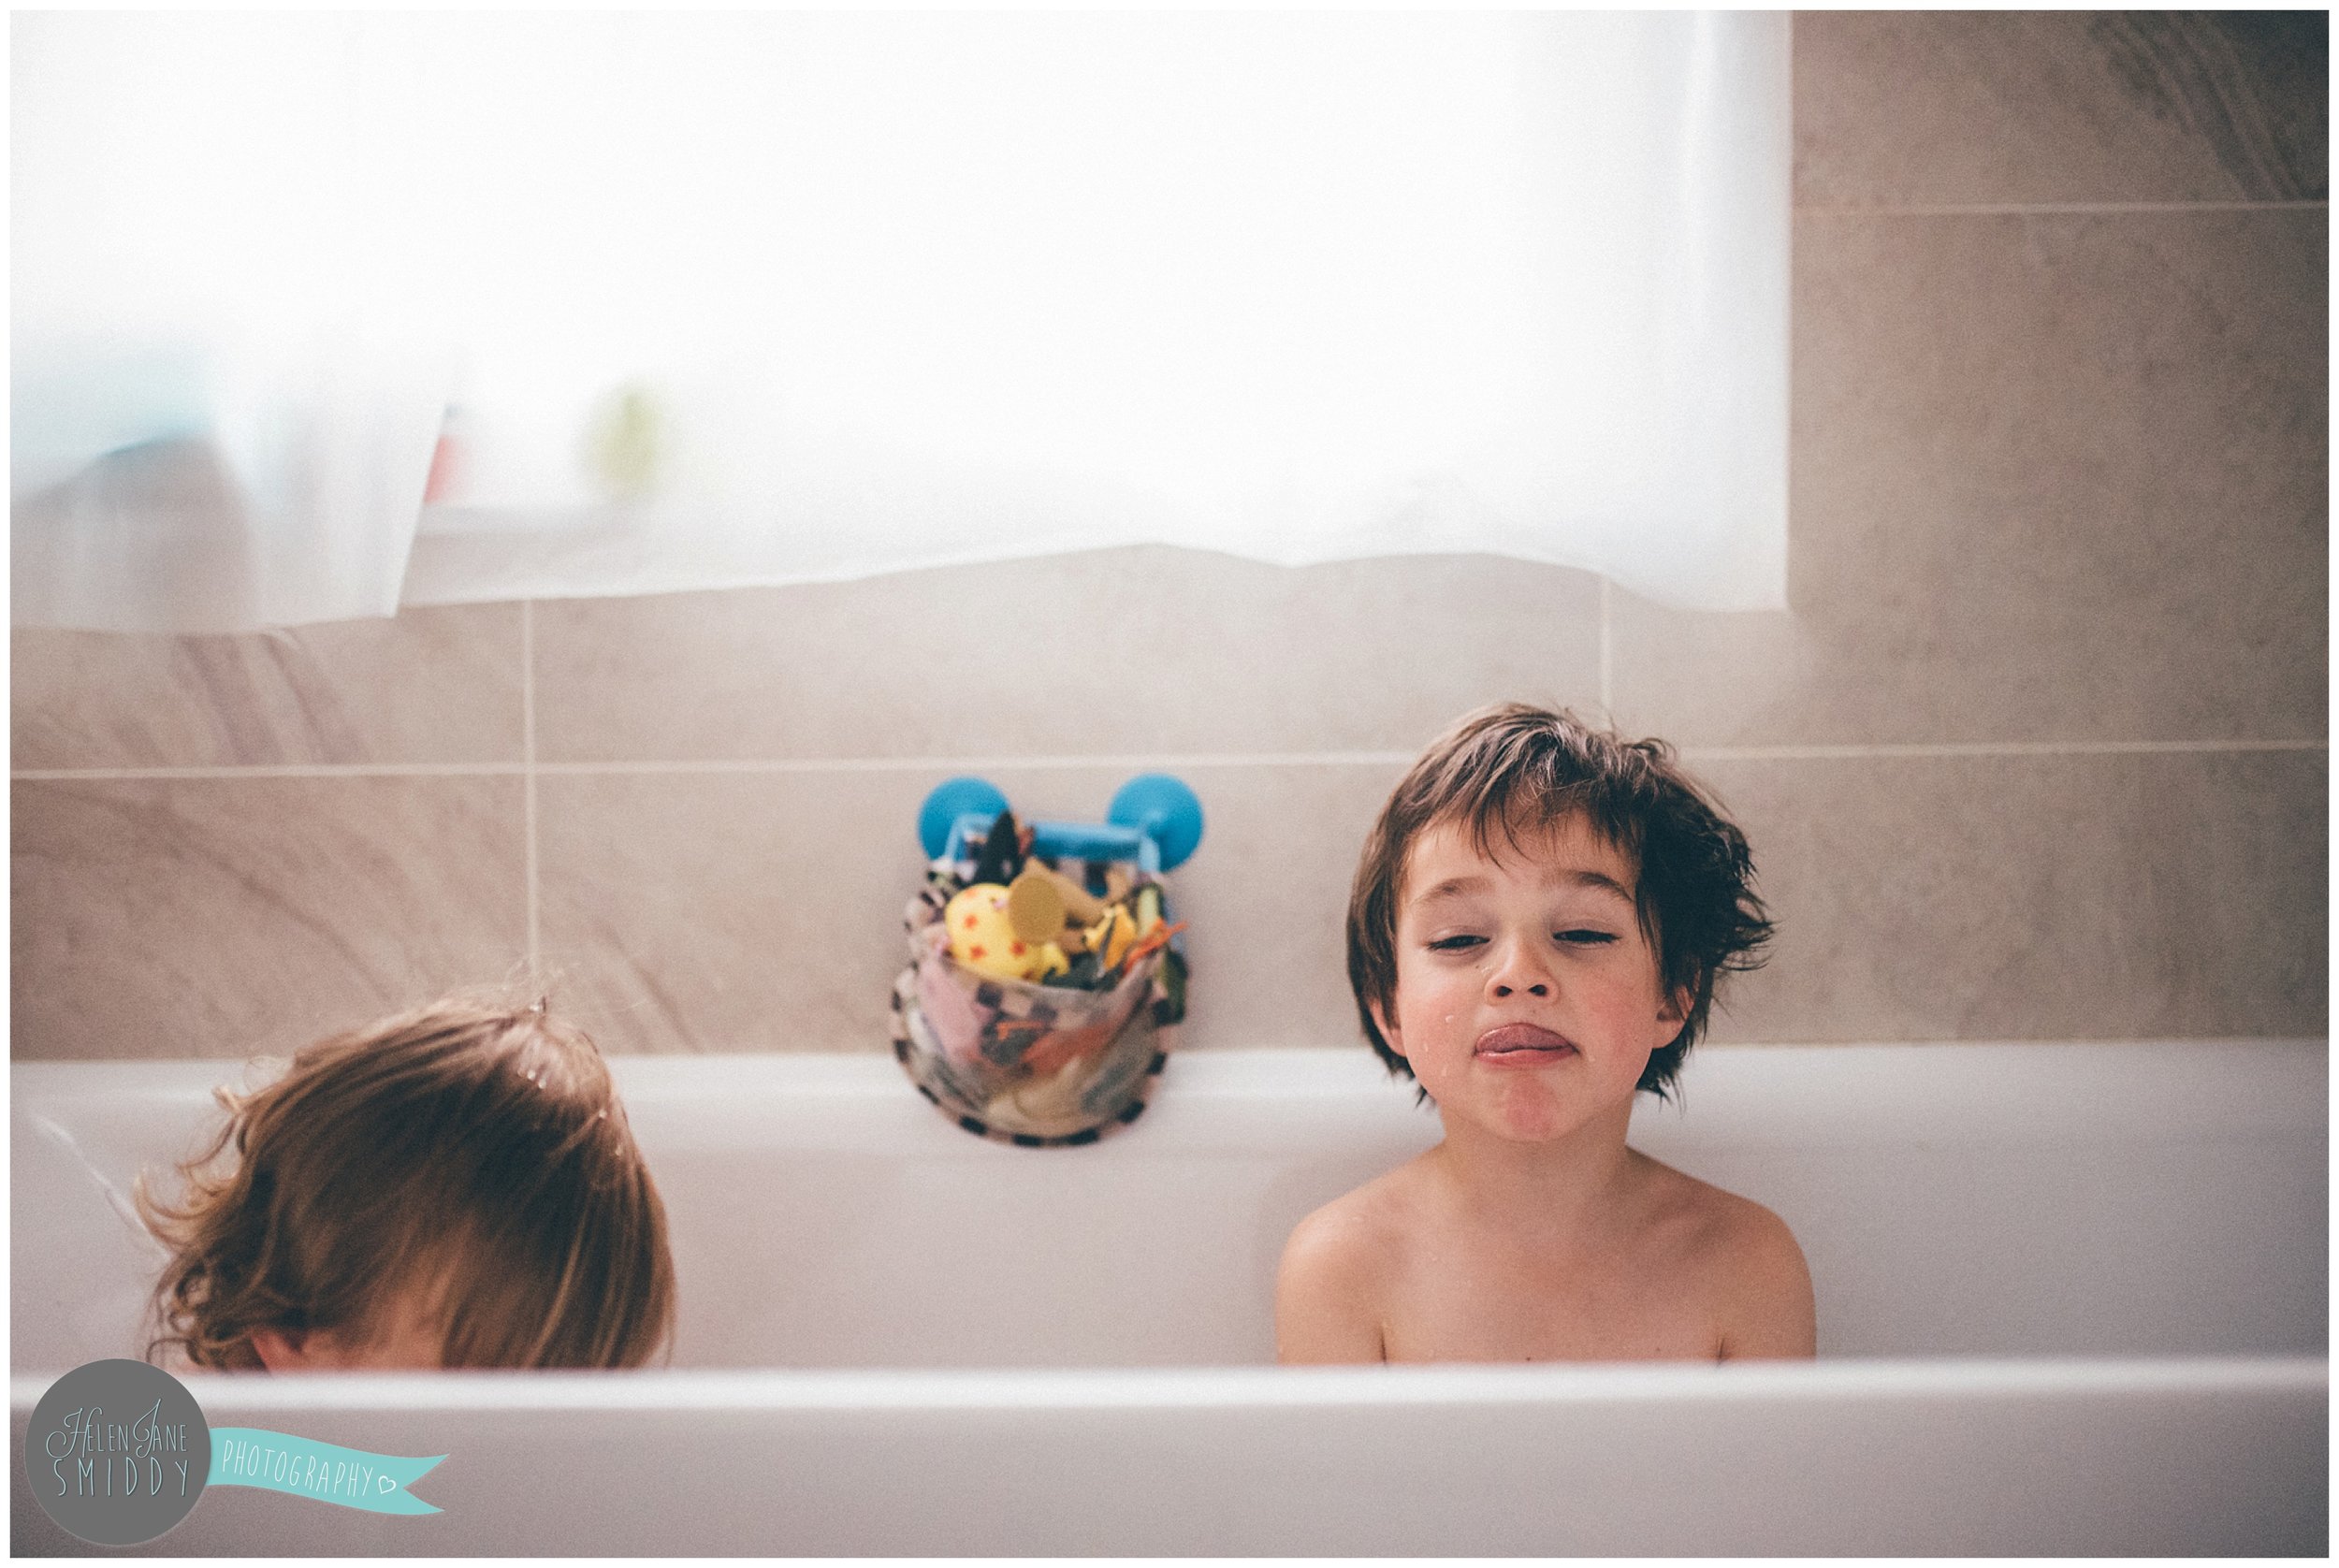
[1425, 929, 1620, 951]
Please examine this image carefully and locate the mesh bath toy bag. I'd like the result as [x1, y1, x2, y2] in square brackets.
[890, 776, 1200, 1147]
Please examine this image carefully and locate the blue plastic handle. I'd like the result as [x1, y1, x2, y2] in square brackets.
[943, 814, 1161, 875]
[918, 774, 1202, 878]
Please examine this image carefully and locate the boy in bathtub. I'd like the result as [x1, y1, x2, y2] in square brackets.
[1276, 704, 1815, 1363]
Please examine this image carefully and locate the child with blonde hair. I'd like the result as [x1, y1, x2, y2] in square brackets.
[139, 994, 675, 1372]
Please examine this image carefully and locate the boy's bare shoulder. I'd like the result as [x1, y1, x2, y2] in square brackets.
[1634, 1155, 1799, 1262]
[1279, 1161, 1422, 1281]
[1632, 1154, 1816, 1357]
[1274, 1159, 1433, 1363]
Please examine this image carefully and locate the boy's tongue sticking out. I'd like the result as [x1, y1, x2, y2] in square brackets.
[1474, 1024, 1577, 1064]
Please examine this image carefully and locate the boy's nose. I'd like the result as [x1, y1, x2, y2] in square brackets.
[1486, 937, 1554, 999]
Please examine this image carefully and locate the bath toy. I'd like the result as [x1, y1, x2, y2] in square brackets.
[1083, 904, 1138, 971]
[944, 883, 1067, 982]
[1007, 863, 1106, 946]
[967, 807, 1026, 888]
[1006, 870, 1065, 946]
[1132, 884, 1164, 937]
[1114, 920, 1187, 975]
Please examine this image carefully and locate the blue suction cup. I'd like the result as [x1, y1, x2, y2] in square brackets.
[918, 777, 1010, 860]
[1107, 774, 1204, 871]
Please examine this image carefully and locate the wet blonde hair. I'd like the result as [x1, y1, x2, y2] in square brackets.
[139, 994, 675, 1371]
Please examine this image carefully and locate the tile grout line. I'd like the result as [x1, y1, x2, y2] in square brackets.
[1799, 199, 2326, 217]
[11, 737, 2326, 783]
[13, 762, 537, 778]
[522, 598, 541, 994]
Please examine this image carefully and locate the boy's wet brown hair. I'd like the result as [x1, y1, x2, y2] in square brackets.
[138, 994, 675, 1371]
[1346, 703, 1775, 1102]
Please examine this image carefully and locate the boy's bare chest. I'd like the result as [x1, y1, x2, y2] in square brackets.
[1378, 1233, 1723, 1364]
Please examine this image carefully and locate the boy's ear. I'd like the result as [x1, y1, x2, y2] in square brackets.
[250, 1325, 349, 1372]
[1657, 983, 1690, 1030]
[1368, 997, 1404, 1058]
[248, 1327, 311, 1372]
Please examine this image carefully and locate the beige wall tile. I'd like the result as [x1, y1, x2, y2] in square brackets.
[534, 770, 935, 1054]
[10, 603, 525, 769]
[1615, 209, 2326, 746]
[536, 761, 1408, 1055]
[1796, 12, 2327, 207]
[1695, 749, 2326, 1044]
[530, 546, 1601, 762]
[1159, 760, 1404, 1054]
[11, 777, 528, 1060]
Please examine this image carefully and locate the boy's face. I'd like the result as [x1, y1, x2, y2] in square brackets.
[1372, 811, 1685, 1144]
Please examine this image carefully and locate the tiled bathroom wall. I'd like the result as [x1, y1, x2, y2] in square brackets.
[13, 13, 2326, 1061]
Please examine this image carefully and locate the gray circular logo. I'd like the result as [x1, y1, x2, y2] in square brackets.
[25, 1358, 211, 1546]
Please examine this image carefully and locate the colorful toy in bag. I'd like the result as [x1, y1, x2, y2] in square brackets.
[891, 774, 1202, 1146]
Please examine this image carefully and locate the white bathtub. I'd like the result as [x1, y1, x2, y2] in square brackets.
[11, 1041, 2327, 1555]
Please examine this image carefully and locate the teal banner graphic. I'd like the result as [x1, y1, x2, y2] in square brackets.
[206, 1428, 444, 1515]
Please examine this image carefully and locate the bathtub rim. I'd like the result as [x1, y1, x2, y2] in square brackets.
[13, 1354, 2325, 1417]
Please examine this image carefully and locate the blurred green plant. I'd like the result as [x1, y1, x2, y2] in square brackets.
[584, 381, 667, 501]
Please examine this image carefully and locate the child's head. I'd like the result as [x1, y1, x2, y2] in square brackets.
[141, 995, 676, 1372]
[1345, 703, 1774, 1103]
